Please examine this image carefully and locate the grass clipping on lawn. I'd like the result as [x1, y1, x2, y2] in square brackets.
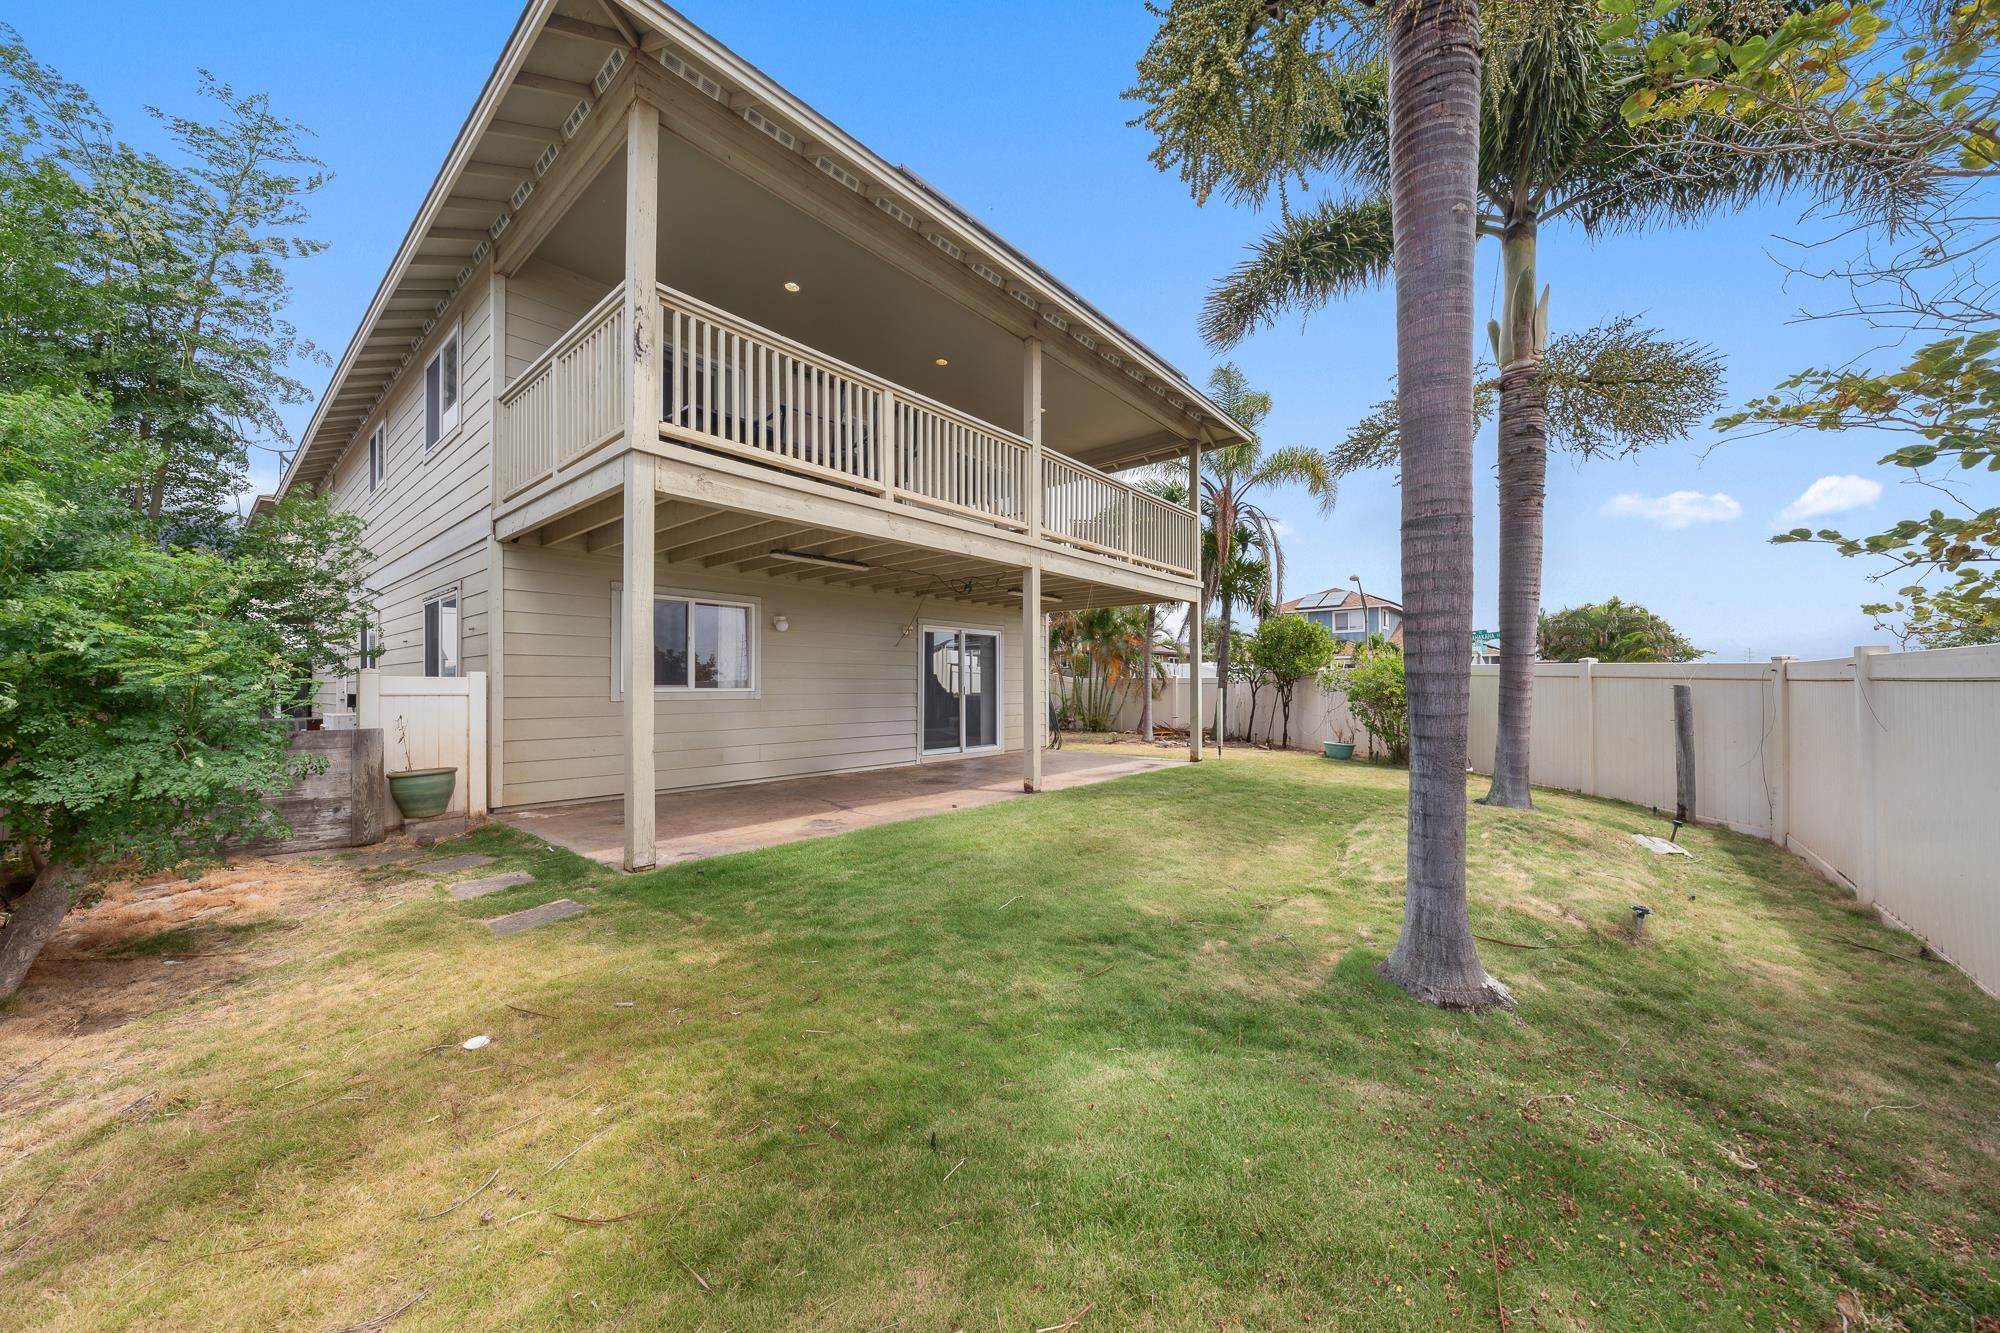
[1, 750, 1997, 1331]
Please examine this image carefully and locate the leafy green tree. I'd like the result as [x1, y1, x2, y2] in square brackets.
[1537, 597, 1704, 662]
[1133, 0, 1509, 1009]
[0, 27, 328, 536]
[1612, 1, 2000, 645]
[0, 391, 372, 998]
[1249, 613, 1338, 748]
[1325, 638, 1410, 765]
[1196, 363, 1336, 752]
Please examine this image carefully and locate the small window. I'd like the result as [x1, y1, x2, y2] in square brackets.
[423, 589, 459, 678]
[359, 624, 379, 669]
[613, 587, 756, 696]
[367, 425, 385, 492]
[425, 328, 460, 449]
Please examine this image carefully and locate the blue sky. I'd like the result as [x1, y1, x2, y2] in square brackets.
[18, 0, 1918, 660]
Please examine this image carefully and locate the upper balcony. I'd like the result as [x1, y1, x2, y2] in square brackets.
[496, 280, 1199, 582]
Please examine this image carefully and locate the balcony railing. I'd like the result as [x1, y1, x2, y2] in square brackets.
[496, 281, 1197, 579]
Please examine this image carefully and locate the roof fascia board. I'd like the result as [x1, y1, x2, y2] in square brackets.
[279, 0, 567, 495]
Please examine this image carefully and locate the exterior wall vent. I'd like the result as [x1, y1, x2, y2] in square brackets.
[969, 261, 1006, 287]
[924, 230, 964, 261]
[1168, 395, 1186, 410]
[741, 106, 798, 151]
[455, 264, 473, 288]
[1099, 348, 1122, 367]
[1070, 329, 1097, 351]
[422, 317, 436, 336]
[534, 141, 560, 179]
[594, 47, 627, 95]
[658, 49, 723, 101]
[561, 98, 592, 141]
[1009, 287, 1040, 312]
[488, 213, 511, 242]
[814, 154, 864, 192]
[1039, 307, 1069, 331]
[510, 177, 535, 211]
[432, 298, 449, 318]
[469, 239, 489, 266]
[1125, 366, 1147, 383]
[874, 195, 918, 229]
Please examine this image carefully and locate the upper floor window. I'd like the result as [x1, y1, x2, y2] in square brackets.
[425, 327, 460, 449]
[367, 425, 385, 492]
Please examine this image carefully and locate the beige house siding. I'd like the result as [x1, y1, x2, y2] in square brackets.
[500, 543, 1023, 807]
[324, 275, 499, 697]
[504, 258, 609, 382]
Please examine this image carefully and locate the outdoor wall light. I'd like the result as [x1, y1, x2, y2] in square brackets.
[783, 280, 801, 293]
[933, 356, 950, 366]
[772, 614, 790, 632]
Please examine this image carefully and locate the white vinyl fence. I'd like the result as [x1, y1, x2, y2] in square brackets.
[1115, 645, 2000, 995]
[357, 669, 489, 822]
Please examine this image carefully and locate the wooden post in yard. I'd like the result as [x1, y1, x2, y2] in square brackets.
[1673, 683, 1696, 827]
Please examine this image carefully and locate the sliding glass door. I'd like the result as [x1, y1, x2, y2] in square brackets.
[921, 628, 1001, 755]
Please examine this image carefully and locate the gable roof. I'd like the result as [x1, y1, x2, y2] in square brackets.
[276, 0, 1250, 497]
[1279, 587, 1403, 614]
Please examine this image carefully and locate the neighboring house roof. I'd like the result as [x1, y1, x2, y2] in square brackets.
[276, 0, 1251, 498]
[1279, 587, 1404, 615]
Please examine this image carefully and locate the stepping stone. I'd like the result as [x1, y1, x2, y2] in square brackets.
[486, 898, 585, 937]
[450, 870, 535, 900]
[1631, 834, 1692, 858]
[407, 814, 468, 846]
[422, 853, 496, 876]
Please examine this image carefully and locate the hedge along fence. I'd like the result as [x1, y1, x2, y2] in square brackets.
[1118, 645, 2000, 996]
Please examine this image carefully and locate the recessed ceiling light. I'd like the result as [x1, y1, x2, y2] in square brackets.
[933, 357, 950, 367]
[783, 280, 801, 293]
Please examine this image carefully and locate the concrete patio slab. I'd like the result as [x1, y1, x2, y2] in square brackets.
[486, 897, 585, 936]
[499, 748, 1184, 869]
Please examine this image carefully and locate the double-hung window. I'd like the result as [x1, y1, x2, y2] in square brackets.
[423, 588, 459, 677]
[424, 327, 460, 449]
[613, 587, 756, 697]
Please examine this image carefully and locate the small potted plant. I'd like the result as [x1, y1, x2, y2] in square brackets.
[386, 715, 457, 819]
[1323, 719, 1357, 761]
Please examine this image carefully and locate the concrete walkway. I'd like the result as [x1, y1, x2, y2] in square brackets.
[498, 747, 1184, 868]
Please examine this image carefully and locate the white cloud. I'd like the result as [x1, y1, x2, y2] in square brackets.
[1777, 474, 1882, 525]
[1600, 490, 1743, 529]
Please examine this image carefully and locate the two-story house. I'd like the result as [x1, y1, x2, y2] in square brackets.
[272, 0, 1241, 869]
[1280, 587, 1405, 648]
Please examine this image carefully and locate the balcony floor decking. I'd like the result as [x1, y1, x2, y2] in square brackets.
[498, 747, 1183, 867]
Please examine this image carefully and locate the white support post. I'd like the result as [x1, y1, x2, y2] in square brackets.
[486, 266, 509, 814]
[1186, 439, 1203, 763]
[1022, 336, 1043, 540]
[1022, 557, 1045, 792]
[1851, 644, 1888, 904]
[620, 101, 661, 873]
[1767, 655, 1796, 850]
[1577, 657, 1598, 797]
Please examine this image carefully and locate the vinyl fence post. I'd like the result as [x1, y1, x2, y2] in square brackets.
[1852, 644, 1889, 905]
[1768, 656, 1796, 850]
[1577, 657, 1598, 797]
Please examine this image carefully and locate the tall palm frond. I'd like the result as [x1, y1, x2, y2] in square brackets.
[1202, 196, 1394, 348]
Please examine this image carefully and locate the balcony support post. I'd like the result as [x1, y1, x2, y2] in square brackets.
[1022, 556, 1046, 792]
[1022, 336, 1043, 538]
[620, 99, 661, 873]
[1186, 437, 1203, 763]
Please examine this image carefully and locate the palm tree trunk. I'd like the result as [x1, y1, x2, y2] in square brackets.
[1141, 605, 1156, 741]
[1378, 0, 1511, 1011]
[1484, 220, 1547, 811]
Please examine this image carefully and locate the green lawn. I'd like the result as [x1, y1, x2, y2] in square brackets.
[3, 750, 1997, 1330]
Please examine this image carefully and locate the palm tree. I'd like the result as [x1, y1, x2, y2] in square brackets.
[1201, 4, 1859, 812]
[1538, 598, 1703, 663]
[1198, 363, 1336, 752]
[1373, 0, 1512, 1010]
[1048, 607, 1160, 733]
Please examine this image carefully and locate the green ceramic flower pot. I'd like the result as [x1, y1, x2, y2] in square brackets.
[1323, 742, 1356, 760]
[388, 766, 457, 820]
